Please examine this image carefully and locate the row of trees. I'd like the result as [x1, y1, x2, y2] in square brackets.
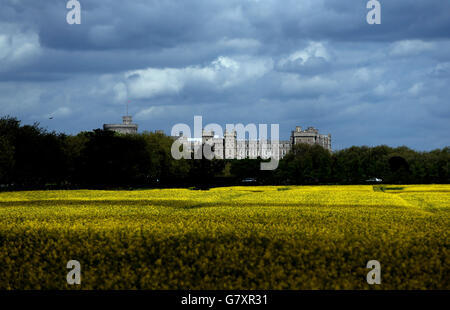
[0, 116, 448, 190]
[0, 116, 223, 189]
[276, 144, 449, 185]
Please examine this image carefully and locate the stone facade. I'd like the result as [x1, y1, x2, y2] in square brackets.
[103, 116, 138, 134]
[290, 126, 332, 151]
[175, 126, 331, 160]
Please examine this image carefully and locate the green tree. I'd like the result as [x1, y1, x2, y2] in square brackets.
[278, 143, 332, 184]
[0, 136, 14, 184]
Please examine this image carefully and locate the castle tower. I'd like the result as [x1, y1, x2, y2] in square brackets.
[224, 130, 237, 159]
[103, 102, 138, 134]
[290, 125, 332, 151]
[103, 115, 138, 134]
[122, 116, 132, 125]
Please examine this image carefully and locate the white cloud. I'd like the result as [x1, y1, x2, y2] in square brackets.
[352, 67, 385, 84]
[90, 75, 128, 104]
[408, 82, 424, 96]
[279, 41, 330, 67]
[389, 40, 434, 57]
[218, 37, 261, 50]
[0, 23, 41, 70]
[122, 56, 273, 99]
[113, 83, 128, 102]
[432, 62, 450, 76]
[374, 81, 397, 96]
[135, 106, 166, 120]
[353, 68, 371, 82]
[280, 73, 338, 95]
[124, 68, 187, 98]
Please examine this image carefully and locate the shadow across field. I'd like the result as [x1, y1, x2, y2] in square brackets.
[0, 199, 406, 210]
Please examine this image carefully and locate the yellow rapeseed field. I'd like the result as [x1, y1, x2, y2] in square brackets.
[0, 185, 448, 289]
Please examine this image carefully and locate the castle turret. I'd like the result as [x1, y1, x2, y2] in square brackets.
[224, 129, 237, 159]
[103, 115, 138, 134]
[122, 116, 133, 125]
[290, 125, 332, 151]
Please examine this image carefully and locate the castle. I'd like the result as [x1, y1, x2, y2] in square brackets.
[104, 116, 332, 159]
[188, 126, 331, 160]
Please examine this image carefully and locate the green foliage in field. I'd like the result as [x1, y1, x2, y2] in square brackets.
[0, 185, 448, 289]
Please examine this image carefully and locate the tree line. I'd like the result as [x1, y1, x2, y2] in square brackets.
[0, 116, 448, 190]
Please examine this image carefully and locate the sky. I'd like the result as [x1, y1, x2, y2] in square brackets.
[0, 0, 449, 150]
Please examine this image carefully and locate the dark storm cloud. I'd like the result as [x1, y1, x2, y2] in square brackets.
[0, 0, 449, 150]
[4, 0, 450, 53]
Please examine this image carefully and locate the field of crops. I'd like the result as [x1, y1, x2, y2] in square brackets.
[0, 185, 448, 290]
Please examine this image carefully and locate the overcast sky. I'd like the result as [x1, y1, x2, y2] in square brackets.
[1, 0, 449, 150]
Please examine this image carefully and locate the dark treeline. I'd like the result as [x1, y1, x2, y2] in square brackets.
[0, 116, 448, 190]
